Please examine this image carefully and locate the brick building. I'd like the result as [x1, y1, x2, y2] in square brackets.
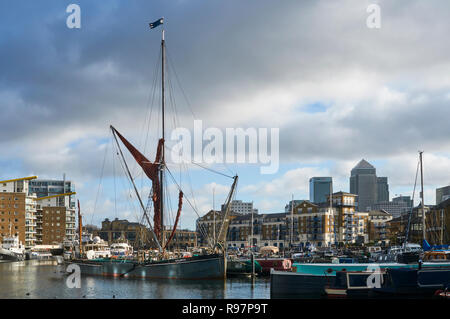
[0, 176, 37, 248]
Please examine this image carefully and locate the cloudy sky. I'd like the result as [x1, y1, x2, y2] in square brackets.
[1, 0, 450, 230]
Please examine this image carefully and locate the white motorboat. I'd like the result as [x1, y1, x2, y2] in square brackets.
[0, 236, 25, 261]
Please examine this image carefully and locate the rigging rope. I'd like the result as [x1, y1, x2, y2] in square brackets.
[166, 46, 197, 119]
[404, 158, 420, 246]
[190, 161, 235, 179]
[90, 140, 109, 226]
[165, 165, 214, 245]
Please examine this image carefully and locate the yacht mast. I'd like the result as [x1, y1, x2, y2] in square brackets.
[251, 201, 254, 251]
[331, 181, 336, 247]
[419, 151, 425, 242]
[213, 187, 216, 246]
[78, 200, 83, 256]
[290, 195, 294, 249]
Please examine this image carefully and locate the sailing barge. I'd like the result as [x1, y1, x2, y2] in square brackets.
[71, 254, 226, 279]
[68, 19, 237, 280]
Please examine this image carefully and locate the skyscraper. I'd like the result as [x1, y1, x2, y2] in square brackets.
[309, 177, 332, 204]
[392, 195, 413, 212]
[377, 177, 389, 203]
[350, 159, 389, 212]
[436, 185, 450, 205]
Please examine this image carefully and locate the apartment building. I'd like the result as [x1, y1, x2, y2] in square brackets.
[35, 193, 76, 245]
[327, 192, 369, 245]
[197, 193, 370, 250]
[367, 209, 393, 245]
[0, 176, 37, 248]
[196, 210, 241, 247]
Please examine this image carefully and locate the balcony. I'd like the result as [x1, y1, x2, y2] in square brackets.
[344, 222, 355, 226]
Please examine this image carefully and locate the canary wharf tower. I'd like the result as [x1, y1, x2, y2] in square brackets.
[350, 159, 388, 212]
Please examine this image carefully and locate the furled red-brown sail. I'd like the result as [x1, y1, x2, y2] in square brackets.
[164, 191, 183, 250]
[111, 126, 164, 240]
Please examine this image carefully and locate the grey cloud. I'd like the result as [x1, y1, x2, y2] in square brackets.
[1, 0, 450, 183]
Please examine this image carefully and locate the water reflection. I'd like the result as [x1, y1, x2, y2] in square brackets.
[0, 260, 269, 299]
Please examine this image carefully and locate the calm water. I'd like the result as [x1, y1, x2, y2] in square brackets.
[0, 260, 270, 299]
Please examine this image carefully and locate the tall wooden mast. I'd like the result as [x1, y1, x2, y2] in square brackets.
[160, 28, 166, 248]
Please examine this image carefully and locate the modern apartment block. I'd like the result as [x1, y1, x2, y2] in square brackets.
[196, 210, 241, 247]
[294, 200, 337, 248]
[327, 192, 369, 245]
[199, 193, 369, 249]
[221, 200, 257, 215]
[35, 193, 76, 245]
[309, 177, 332, 204]
[436, 185, 450, 205]
[226, 212, 287, 249]
[367, 209, 393, 245]
[284, 200, 306, 213]
[29, 178, 76, 208]
[0, 176, 37, 248]
[350, 159, 389, 212]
